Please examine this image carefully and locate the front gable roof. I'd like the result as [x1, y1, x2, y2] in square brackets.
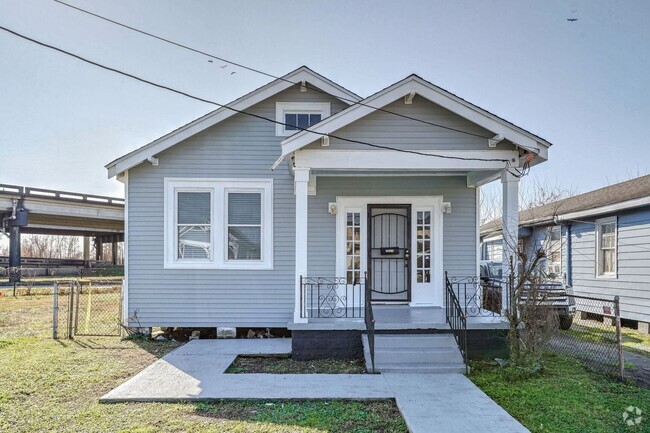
[275, 74, 552, 169]
[106, 66, 361, 178]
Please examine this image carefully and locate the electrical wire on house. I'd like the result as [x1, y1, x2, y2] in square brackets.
[0, 25, 519, 168]
[51, 0, 495, 141]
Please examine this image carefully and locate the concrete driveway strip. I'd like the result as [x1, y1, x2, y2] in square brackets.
[101, 339, 530, 433]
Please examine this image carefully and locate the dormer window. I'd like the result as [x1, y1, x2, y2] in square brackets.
[275, 102, 330, 136]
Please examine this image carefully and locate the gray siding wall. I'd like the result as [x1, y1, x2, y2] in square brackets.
[308, 176, 478, 278]
[127, 85, 347, 328]
[570, 208, 650, 323]
[305, 97, 516, 151]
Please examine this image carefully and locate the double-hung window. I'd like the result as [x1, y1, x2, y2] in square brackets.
[165, 179, 273, 269]
[227, 191, 262, 261]
[176, 191, 213, 261]
[275, 102, 331, 136]
[596, 217, 617, 277]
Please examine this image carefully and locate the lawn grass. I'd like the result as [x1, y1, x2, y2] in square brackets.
[470, 353, 650, 433]
[226, 355, 367, 374]
[0, 294, 407, 433]
[564, 317, 650, 357]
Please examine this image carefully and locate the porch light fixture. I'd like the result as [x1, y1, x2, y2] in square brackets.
[328, 202, 337, 215]
[442, 202, 452, 214]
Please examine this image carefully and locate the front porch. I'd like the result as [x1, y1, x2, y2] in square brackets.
[293, 275, 510, 331]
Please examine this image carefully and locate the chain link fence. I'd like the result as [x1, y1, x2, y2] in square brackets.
[53, 279, 122, 338]
[548, 294, 624, 379]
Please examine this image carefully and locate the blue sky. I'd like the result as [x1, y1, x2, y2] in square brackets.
[1, 0, 649, 198]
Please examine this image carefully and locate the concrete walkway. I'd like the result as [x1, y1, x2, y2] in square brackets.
[101, 339, 529, 433]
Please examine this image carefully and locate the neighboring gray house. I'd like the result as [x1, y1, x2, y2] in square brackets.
[106, 67, 551, 366]
[481, 175, 650, 333]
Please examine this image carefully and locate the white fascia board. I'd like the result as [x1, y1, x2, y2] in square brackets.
[293, 149, 518, 171]
[556, 196, 650, 221]
[280, 76, 550, 160]
[106, 68, 361, 178]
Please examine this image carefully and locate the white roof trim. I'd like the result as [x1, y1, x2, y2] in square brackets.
[106, 67, 361, 178]
[556, 196, 650, 222]
[277, 75, 551, 166]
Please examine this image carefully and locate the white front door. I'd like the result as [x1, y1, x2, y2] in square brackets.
[336, 196, 444, 307]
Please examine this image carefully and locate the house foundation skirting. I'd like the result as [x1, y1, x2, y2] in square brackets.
[291, 330, 364, 360]
[466, 329, 509, 360]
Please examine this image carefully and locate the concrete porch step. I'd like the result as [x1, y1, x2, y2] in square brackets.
[362, 333, 467, 374]
[373, 348, 464, 364]
[373, 363, 467, 374]
[373, 334, 460, 349]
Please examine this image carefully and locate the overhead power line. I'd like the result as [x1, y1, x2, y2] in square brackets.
[51, 0, 493, 140]
[0, 25, 514, 172]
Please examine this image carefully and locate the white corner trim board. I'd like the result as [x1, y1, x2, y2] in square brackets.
[163, 178, 274, 270]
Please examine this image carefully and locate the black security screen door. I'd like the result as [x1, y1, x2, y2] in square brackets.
[368, 205, 411, 302]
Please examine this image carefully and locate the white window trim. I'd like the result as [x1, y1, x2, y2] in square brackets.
[275, 102, 331, 136]
[335, 196, 444, 307]
[595, 216, 617, 278]
[164, 178, 273, 270]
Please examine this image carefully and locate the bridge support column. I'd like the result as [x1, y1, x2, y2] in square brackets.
[111, 236, 118, 265]
[83, 237, 90, 267]
[94, 237, 103, 262]
[8, 225, 21, 282]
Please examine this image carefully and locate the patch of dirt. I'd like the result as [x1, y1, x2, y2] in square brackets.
[226, 355, 367, 374]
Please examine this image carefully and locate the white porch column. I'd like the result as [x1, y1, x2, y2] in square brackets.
[294, 167, 310, 323]
[501, 170, 519, 314]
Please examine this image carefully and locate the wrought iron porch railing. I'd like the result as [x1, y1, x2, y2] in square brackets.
[447, 276, 507, 317]
[445, 272, 468, 374]
[364, 272, 376, 373]
[300, 276, 365, 319]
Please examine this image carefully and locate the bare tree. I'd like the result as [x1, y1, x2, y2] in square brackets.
[20, 235, 82, 259]
[480, 177, 576, 225]
[502, 233, 562, 372]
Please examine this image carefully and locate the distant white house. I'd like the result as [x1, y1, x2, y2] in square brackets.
[481, 175, 650, 333]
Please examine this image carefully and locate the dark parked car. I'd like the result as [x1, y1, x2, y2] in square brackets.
[479, 260, 576, 329]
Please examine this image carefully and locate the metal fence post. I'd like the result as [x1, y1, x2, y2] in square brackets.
[67, 282, 75, 339]
[52, 282, 58, 339]
[614, 296, 624, 380]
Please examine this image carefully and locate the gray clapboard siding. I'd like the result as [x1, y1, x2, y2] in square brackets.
[570, 208, 650, 323]
[304, 97, 516, 151]
[126, 84, 481, 328]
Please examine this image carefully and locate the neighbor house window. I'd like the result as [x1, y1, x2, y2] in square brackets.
[275, 102, 331, 136]
[176, 191, 212, 260]
[346, 211, 361, 284]
[544, 226, 562, 279]
[596, 217, 617, 277]
[165, 179, 273, 269]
